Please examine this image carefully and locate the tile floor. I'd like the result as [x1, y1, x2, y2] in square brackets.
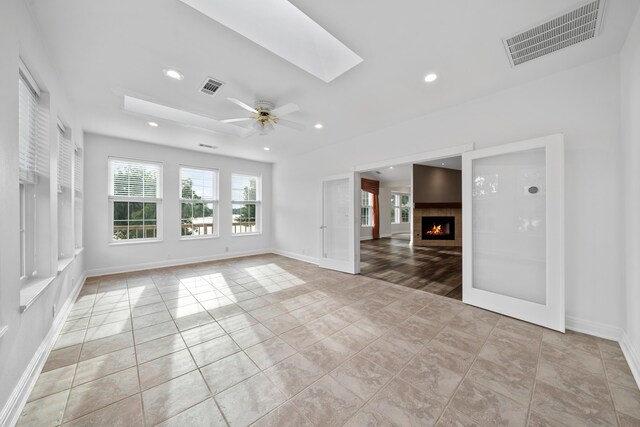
[17, 254, 640, 426]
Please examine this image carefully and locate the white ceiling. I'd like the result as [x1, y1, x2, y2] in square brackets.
[27, 0, 639, 163]
[363, 156, 461, 183]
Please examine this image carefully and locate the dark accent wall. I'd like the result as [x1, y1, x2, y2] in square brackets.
[413, 165, 461, 203]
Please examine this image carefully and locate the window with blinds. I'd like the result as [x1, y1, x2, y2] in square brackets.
[180, 167, 218, 238]
[361, 190, 373, 226]
[74, 146, 83, 194]
[57, 124, 72, 190]
[18, 75, 48, 184]
[108, 158, 162, 241]
[231, 173, 260, 234]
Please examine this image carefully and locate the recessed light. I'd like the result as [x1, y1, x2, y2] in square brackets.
[264, 147, 270, 151]
[314, 123, 323, 129]
[163, 69, 184, 81]
[389, 166, 394, 169]
[148, 121, 159, 127]
[424, 73, 438, 83]
[441, 162, 445, 165]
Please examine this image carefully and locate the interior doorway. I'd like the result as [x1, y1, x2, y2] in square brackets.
[358, 156, 464, 300]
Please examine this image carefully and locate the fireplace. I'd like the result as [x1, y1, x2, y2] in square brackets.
[422, 216, 455, 240]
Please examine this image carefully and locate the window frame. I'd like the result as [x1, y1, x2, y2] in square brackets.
[231, 172, 262, 236]
[400, 193, 411, 223]
[107, 157, 163, 245]
[179, 165, 219, 240]
[361, 190, 373, 227]
[18, 62, 45, 285]
[391, 193, 401, 224]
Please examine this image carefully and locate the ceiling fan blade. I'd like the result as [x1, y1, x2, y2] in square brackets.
[124, 96, 251, 137]
[271, 102, 299, 117]
[278, 119, 305, 131]
[221, 118, 253, 123]
[227, 97, 258, 114]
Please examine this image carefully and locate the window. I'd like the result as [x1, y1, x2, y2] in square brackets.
[401, 194, 410, 222]
[180, 167, 218, 238]
[74, 146, 83, 249]
[109, 158, 162, 242]
[231, 173, 260, 234]
[19, 67, 49, 282]
[391, 192, 411, 224]
[391, 194, 400, 224]
[361, 190, 373, 227]
[57, 122, 73, 258]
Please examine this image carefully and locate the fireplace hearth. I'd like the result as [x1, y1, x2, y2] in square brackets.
[422, 216, 455, 240]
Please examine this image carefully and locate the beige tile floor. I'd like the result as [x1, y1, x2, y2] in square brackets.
[17, 254, 640, 426]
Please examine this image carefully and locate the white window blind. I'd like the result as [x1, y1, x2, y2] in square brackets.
[19, 75, 48, 184]
[57, 124, 72, 189]
[74, 146, 83, 194]
[109, 159, 160, 198]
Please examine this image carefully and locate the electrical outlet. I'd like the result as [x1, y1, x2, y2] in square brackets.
[52, 304, 56, 318]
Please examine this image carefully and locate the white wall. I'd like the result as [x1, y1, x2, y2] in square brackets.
[84, 134, 273, 275]
[0, 0, 85, 421]
[621, 8, 640, 383]
[273, 55, 624, 333]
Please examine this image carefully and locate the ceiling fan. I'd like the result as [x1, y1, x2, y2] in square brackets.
[222, 98, 305, 136]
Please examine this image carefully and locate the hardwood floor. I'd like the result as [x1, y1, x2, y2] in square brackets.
[360, 238, 462, 300]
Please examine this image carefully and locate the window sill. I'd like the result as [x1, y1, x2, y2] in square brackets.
[74, 247, 84, 257]
[108, 239, 163, 247]
[20, 275, 56, 312]
[361, 226, 373, 229]
[57, 257, 74, 273]
[231, 232, 262, 237]
[180, 235, 220, 241]
[0, 325, 7, 340]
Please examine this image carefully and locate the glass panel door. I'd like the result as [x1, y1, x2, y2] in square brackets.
[319, 173, 358, 274]
[463, 135, 564, 331]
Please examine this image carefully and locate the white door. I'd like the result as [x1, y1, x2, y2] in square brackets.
[462, 134, 565, 331]
[319, 173, 359, 274]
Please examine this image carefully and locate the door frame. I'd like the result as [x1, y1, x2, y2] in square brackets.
[462, 134, 565, 331]
[353, 143, 474, 249]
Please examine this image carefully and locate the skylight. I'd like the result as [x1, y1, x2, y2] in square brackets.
[178, 0, 363, 83]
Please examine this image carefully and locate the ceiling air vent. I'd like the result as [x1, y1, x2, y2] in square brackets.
[503, 0, 606, 67]
[198, 143, 218, 149]
[199, 77, 224, 96]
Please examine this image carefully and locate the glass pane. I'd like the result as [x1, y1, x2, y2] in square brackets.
[232, 203, 257, 233]
[144, 203, 156, 220]
[401, 194, 410, 205]
[181, 202, 193, 220]
[232, 174, 258, 201]
[129, 202, 143, 220]
[472, 147, 546, 304]
[113, 221, 128, 240]
[323, 178, 350, 261]
[113, 201, 128, 221]
[145, 221, 157, 239]
[401, 208, 410, 222]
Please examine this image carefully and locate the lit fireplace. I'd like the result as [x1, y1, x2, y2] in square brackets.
[422, 216, 455, 240]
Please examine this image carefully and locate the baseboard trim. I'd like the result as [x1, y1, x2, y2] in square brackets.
[86, 249, 272, 277]
[360, 236, 373, 241]
[620, 331, 640, 389]
[565, 315, 622, 341]
[0, 272, 86, 427]
[271, 249, 319, 265]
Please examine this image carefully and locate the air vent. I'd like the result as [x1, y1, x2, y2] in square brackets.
[198, 143, 218, 149]
[503, 0, 606, 67]
[199, 77, 224, 96]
